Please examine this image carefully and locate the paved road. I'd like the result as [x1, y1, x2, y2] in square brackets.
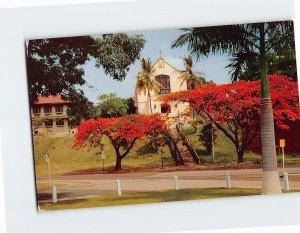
[36, 167, 300, 202]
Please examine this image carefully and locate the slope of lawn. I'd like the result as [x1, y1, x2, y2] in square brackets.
[33, 126, 300, 176]
[183, 127, 262, 166]
[33, 136, 174, 176]
[39, 187, 261, 211]
[183, 126, 300, 167]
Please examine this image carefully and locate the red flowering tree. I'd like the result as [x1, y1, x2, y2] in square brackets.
[73, 115, 169, 170]
[164, 75, 300, 163]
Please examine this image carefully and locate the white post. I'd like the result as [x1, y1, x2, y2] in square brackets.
[116, 179, 122, 196]
[52, 184, 57, 204]
[225, 173, 231, 189]
[174, 175, 179, 190]
[211, 126, 215, 162]
[283, 172, 290, 191]
[46, 153, 51, 187]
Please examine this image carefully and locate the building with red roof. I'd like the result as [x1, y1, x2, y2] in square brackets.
[32, 95, 69, 105]
[31, 95, 70, 137]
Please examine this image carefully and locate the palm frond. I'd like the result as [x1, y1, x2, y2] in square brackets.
[226, 50, 257, 82]
[135, 58, 161, 95]
[172, 25, 249, 60]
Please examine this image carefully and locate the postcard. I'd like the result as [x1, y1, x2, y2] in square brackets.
[26, 21, 300, 211]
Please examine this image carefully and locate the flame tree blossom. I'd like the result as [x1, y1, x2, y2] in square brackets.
[163, 75, 300, 163]
[73, 114, 169, 170]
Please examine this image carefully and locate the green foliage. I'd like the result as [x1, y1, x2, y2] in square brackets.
[95, 93, 133, 118]
[67, 90, 95, 127]
[26, 36, 95, 102]
[94, 33, 145, 81]
[135, 58, 161, 95]
[226, 52, 297, 82]
[199, 123, 217, 154]
[179, 55, 207, 90]
[27, 33, 145, 104]
[135, 58, 161, 114]
[172, 21, 296, 82]
[124, 97, 137, 115]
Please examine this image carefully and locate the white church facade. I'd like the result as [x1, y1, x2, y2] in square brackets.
[133, 57, 190, 119]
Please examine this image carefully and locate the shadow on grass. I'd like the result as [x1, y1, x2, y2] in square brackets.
[195, 148, 210, 156]
[37, 192, 73, 201]
[135, 143, 158, 156]
[92, 188, 260, 203]
[55, 199, 88, 205]
[39, 188, 262, 211]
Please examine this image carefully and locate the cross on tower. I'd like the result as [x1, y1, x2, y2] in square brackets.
[158, 50, 164, 68]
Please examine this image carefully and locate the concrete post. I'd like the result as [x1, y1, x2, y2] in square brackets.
[116, 179, 122, 196]
[46, 153, 51, 187]
[174, 175, 179, 190]
[52, 184, 57, 204]
[225, 173, 231, 189]
[283, 172, 290, 191]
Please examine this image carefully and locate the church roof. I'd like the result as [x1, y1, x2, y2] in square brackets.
[152, 57, 180, 72]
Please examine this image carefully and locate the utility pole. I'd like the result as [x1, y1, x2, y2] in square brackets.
[160, 147, 164, 169]
[45, 152, 51, 187]
[211, 124, 215, 162]
[101, 150, 105, 173]
[99, 139, 105, 173]
[280, 139, 286, 171]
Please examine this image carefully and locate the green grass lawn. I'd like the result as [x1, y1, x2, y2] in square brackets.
[33, 136, 174, 176]
[183, 126, 300, 167]
[33, 126, 300, 176]
[39, 188, 261, 211]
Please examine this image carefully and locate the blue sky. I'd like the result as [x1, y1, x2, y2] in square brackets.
[80, 28, 232, 104]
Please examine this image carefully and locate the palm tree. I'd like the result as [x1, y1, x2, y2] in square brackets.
[179, 55, 206, 90]
[172, 21, 295, 194]
[225, 25, 296, 82]
[135, 58, 160, 114]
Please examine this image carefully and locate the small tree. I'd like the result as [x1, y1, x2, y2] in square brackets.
[67, 90, 95, 127]
[199, 123, 217, 154]
[95, 93, 129, 118]
[135, 58, 161, 114]
[94, 33, 145, 81]
[179, 55, 206, 90]
[73, 115, 168, 170]
[124, 98, 137, 115]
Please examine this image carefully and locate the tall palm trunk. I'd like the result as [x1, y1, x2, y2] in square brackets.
[148, 90, 153, 114]
[259, 24, 282, 194]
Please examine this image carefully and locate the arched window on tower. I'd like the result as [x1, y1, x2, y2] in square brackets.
[155, 75, 170, 95]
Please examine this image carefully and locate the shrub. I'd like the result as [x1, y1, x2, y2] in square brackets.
[199, 123, 217, 154]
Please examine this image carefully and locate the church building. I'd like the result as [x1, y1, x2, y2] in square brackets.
[133, 57, 189, 118]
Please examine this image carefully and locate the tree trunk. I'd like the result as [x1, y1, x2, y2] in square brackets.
[167, 140, 184, 165]
[148, 91, 153, 114]
[259, 23, 282, 194]
[260, 98, 282, 194]
[237, 149, 244, 164]
[114, 154, 122, 171]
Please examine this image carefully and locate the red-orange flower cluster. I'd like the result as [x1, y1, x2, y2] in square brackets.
[73, 114, 169, 170]
[163, 75, 300, 130]
[163, 75, 300, 163]
[74, 114, 168, 148]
